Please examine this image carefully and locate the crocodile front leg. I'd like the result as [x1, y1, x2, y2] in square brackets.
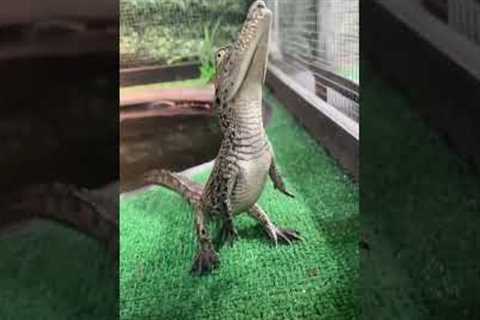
[191, 206, 219, 276]
[269, 157, 295, 198]
[248, 204, 302, 245]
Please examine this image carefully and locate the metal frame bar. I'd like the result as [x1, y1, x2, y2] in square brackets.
[266, 64, 359, 180]
[363, 0, 480, 171]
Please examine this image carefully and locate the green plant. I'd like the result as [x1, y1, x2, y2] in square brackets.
[198, 19, 222, 83]
[120, 0, 252, 67]
[200, 64, 216, 83]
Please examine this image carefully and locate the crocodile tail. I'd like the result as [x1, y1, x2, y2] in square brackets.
[144, 169, 203, 206]
[0, 183, 118, 256]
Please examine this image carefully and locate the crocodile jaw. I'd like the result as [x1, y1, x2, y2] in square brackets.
[219, 1, 272, 103]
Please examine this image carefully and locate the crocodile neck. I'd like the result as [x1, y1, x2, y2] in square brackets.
[214, 0, 271, 154]
[233, 98, 265, 136]
[223, 67, 267, 159]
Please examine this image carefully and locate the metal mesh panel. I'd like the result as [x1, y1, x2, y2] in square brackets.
[120, 0, 359, 122]
[266, 0, 359, 122]
[423, 0, 480, 45]
[120, 0, 251, 68]
[448, 0, 480, 45]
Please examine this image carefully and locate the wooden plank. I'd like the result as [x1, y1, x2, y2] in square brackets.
[120, 113, 221, 192]
[120, 86, 214, 107]
[363, 0, 480, 171]
[120, 63, 201, 87]
[423, 0, 448, 21]
[0, 3, 117, 26]
[120, 86, 215, 107]
[265, 66, 359, 181]
[120, 108, 212, 122]
[375, 0, 480, 81]
[0, 30, 116, 60]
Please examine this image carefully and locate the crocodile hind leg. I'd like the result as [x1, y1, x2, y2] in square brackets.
[144, 169, 219, 275]
[218, 164, 239, 246]
[220, 216, 239, 247]
[248, 204, 302, 246]
[219, 195, 239, 246]
[191, 206, 219, 276]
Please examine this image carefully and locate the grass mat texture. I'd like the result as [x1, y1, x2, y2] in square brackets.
[0, 221, 116, 320]
[120, 91, 359, 320]
[361, 64, 480, 319]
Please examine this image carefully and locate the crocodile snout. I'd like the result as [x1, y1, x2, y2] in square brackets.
[256, 1, 266, 8]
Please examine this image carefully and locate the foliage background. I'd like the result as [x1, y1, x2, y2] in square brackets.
[120, 0, 255, 68]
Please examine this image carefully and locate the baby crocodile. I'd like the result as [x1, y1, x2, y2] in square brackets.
[145, 0, 301, 275]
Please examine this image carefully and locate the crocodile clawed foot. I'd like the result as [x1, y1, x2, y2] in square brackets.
[220, 223, 239, 246]
[266, 225, 302, 246]
[191, 247, 219, 276]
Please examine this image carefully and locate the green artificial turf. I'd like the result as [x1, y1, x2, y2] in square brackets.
[361, 63, 480, 319]
[120, 90, 359, 319]
[0, 221, 117, 320]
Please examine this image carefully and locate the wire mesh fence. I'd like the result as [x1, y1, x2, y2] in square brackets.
[447, 0, 480, 45]
[424, 0, 480, 45]
[120, 0, 359, 122]
[120, 0, 252, 68]
[266, 0, 359, 122]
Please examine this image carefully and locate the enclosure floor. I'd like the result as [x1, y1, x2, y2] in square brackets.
[361, 64, 480, 319]
[0, 220, 116, 320]
[120, 91, 359, 320]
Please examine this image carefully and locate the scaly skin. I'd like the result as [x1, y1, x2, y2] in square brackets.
[145, 0, 301, 276]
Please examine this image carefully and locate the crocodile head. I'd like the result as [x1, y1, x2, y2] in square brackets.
[214, 45, 232, 75]
[215, 0, 272, 104]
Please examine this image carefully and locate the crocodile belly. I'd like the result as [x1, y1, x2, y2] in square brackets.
[231, 152, 272, 213]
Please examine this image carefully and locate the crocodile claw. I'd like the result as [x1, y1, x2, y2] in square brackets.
[191, 248, 219, 276]
[274, 186, 295, 198]
[283, 190, 295, 198]
[220, 223, 239, 246]
[266, 226, 302, 246]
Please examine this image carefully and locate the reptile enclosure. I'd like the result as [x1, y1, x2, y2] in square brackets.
[120, 0, 359, 192]
[120, 1, 359, 319]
